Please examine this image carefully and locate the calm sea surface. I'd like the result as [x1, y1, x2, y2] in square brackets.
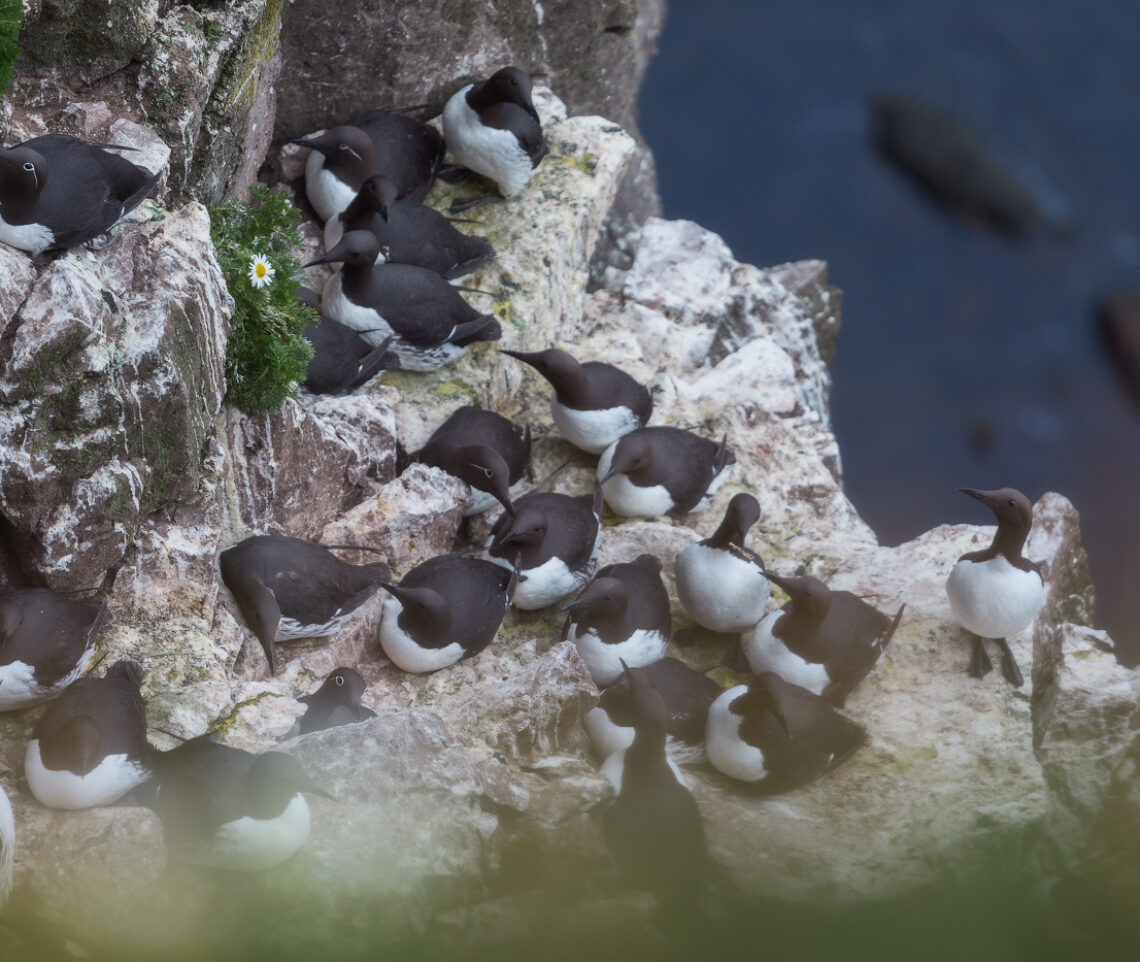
[641, 0, 1140, 664]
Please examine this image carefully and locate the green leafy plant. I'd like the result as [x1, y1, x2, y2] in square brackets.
[0, 0, 20, 97]
[210, 185, 315, 413]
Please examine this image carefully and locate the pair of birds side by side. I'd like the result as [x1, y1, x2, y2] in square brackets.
[503, 346, 737, 518]
[297, 66, 546, 226]
[0, 134, 160, 257]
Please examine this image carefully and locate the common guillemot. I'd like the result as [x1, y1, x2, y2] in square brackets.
[25, 660, 152, 810]
[744, 571, 904, 706]
[584, 656, 721, 766]
[442, 66, 548, 204]
[501, 347, 652, 454]
[378, 554, 517, 673]
[945, 486, 1044, 687]
[219, 535, 390, 675]
[599, 662, 707, 924]
[293, 111, 444, 222]
[0, 135, 159, 256]
[323, 174, 495, 280]
[150, 737, 333, 871]
[0, 588, 108, 711]
[303, 319, 398, 395]
[705, 671, 866, 793]
[415, 406, 531, 516]
[562, 553, 671, 687]
[296, 667, 376, 735]
[675, 493, 770, 633]
[597, 426, 735, 518]
[306, 230, 501, 371]
[484, 485, 602, 610]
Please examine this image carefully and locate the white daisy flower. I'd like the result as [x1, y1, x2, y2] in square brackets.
[248, 253, 275, 289]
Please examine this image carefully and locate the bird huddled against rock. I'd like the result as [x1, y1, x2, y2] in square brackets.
[705, 671, 866, 793]
[485, 485, 603, 610]
[378, 554, 517, 673]
[675, 493, 769, 634]
[324, 174, 495, 280]
[597, 426, 735, 518]
[219, 535, 391, 675]
[25, 660, 151, 810]
[744, 571, 904, 706]
[0, 589, 108, 711]
[306, 229, 501, 371]
[443, 66, 548, 205]
[296, 667, 376, 735]
[414, 406, 531, 517]
[149, 737, 333, 871]
[563, 553, 671, 687]
[0, 135, 159, 256]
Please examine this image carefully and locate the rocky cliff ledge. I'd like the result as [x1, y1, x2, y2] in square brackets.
[2, 2, 1138, 957]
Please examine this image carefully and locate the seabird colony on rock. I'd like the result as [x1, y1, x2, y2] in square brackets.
[0, 61, 1047, 929]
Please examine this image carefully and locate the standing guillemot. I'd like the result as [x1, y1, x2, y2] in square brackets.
[744, 571, 904, 706]
[706, 671, 866, 793]
[442, 66, 548, 204]
[324, 174, 496, 280]
[501, 347, 653, 454]
[0, 135, 159, 256]
[303, 319, 398, 395]
[151, 736, 333, 871]
[306, 230, 501, 371]
[219, 535, 391, 675]
[378, 554, 517, 673]
[0, 588, 108, 711]
[415, 406, 531, 516]
[675, 493, 770, 634]
[293, 111, 444, 222]
[584, 656, 722, 766]
[484, 486, 603, 610]
[945, 487, 1044, 687]
[296, 667, 376, 735]
[597, 426, 735, 518]
[25, 660, 151, 810]
[562, 554, 671, 687]
[599, 663, 707, 924]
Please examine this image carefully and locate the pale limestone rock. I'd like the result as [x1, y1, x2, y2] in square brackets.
[0, 246, 35, 326]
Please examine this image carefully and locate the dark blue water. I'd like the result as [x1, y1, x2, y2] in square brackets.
[641, 0, 1140, 664]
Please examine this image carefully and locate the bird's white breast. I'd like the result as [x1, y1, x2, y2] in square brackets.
[0, 213, 56, 256]
[182, 794, 312, 872]
[464, 478, 528, 518]
[742, 610, 831, 694]
[442, 88, 536, 197]
[305, 152, 356, 223]
[569, 625, 667, 687]
[596, 444, 675, 518]
[0, 646, 94, 711]
[551, 400, 640, 455]
[706, 686, 768, 782]
[946, 555, 1045, 639]
[675, 543, 770, 633]
[320, 271, 393, 344]
[378, 596, 466, 673]
[25, 740, 150, 810]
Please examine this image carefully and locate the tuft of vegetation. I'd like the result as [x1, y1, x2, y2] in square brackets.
[0, 0, 20, 97]
[209, 185, 315, 414]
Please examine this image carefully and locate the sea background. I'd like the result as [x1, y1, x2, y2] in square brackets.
[640, 0, 1140, 667]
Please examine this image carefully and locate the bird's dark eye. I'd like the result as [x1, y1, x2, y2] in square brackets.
[1008, 499, 1016, 507]
[335, 675, 345, 687]
[482, 467, 493, 479]
[22, 162, 33, 171]
[339, 144, 350, 151]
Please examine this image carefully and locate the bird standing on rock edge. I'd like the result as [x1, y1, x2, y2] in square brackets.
[945, 486, 1044, 687]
